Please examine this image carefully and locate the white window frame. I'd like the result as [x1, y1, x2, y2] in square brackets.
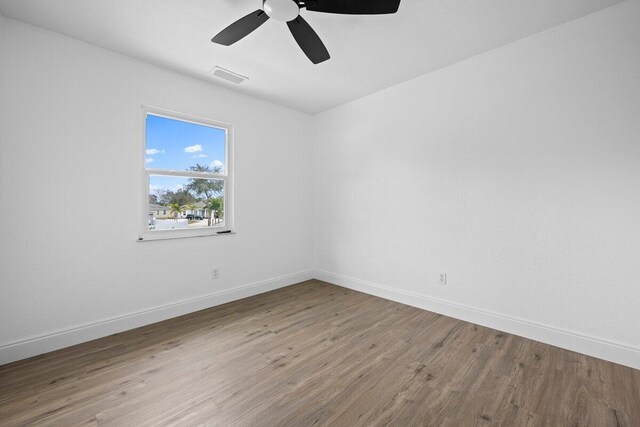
[138, 106, 234, 241]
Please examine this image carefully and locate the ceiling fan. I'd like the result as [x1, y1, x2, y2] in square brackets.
[211, 0, 401, 64]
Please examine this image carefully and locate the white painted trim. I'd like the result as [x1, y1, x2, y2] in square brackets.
[138, 105, 235, 242]
[5, 268, 637, 370]
[313, 269, 640, 370]
[0, 270, 313, 366]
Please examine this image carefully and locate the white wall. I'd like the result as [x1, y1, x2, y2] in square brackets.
[0, 18, 313, 363]
[2, 2, 640, 369]
[313, 1, 640, 367]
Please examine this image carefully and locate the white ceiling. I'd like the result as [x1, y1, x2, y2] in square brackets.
[0, 0, 623, 114]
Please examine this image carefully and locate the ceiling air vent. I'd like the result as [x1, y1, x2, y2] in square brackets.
[209, 66, 248, 84]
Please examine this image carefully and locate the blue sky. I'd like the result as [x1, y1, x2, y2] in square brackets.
[145, 114, 226, 196]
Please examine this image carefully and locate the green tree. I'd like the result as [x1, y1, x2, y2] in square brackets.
[185, 164, 223, 200]
[153, 187, 196, 206]
[207, 196, 224, 225]
[169, 189, 196, 206]
[168, 202, 184, 219]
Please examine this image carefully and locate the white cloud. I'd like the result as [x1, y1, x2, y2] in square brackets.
[146, 148, 164, 155]
[184, 144, 203, 153]
[193, 154, 208, 158]
[211, 159, 224, 171]
[145, 157, 154, 163]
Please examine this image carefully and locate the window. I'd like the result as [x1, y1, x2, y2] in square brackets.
[139, 107, 233, 241]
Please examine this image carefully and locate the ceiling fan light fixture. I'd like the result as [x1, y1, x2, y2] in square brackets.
[263, 0, 300, 22]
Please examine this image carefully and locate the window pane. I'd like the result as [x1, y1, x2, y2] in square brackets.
[148, 175, 225, 231]
[145, 114, 226, 173]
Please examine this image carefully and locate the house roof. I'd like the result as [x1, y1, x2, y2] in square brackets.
[149, 202, 207, 211]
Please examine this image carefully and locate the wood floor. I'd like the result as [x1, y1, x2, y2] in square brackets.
[1, 280, 639, 426]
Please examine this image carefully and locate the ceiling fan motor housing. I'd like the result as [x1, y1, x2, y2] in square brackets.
[263, 0, 300, 22]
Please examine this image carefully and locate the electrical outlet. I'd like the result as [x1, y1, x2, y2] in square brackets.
[439, 272, 447, 285]
[211, 268, 219, 280]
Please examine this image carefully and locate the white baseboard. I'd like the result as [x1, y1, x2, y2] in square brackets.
[4, 269, 638, 370]
[0, 270, 314, 366]
[313, 269, 640, 370]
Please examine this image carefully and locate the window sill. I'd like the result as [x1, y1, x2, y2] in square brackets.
[137, 230, 236, 242]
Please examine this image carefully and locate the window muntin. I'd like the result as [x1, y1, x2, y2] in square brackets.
[140, 107, 233, 240]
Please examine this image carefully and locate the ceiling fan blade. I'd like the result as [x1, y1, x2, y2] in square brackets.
[212, 10, 269, 46]
[287, 16, 330, 64]
[305, 0, 400, 14]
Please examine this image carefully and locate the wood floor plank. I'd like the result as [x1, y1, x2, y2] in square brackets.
[1, 280, 638, 426]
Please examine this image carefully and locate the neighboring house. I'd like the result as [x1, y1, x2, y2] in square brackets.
[150, 202, 208, 219]
[184, 201, 208, 218]
[149, 203, 174, 219]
